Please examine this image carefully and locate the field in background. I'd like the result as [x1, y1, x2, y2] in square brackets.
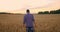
[0, 14, 60, 32]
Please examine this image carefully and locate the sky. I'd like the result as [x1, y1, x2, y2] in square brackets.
[0, 0, 60, 14]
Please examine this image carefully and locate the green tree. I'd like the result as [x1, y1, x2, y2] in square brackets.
[38, 12, 44, 14]
[43, 11, 49, 14]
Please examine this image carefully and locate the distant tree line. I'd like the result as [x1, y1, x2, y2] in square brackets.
[0, 9, 60, 14]
[38, 9, 60, 14]
[0, 12, 11, 14]
[0, 12, 21, 15]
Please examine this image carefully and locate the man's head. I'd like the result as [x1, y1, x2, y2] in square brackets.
[26, 9, 30, 13]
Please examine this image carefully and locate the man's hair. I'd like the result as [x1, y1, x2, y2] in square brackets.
[26, 9, 30, 13]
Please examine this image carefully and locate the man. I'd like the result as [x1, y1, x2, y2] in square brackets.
[23, 9, 35, 32]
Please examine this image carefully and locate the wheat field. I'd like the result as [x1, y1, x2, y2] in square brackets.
[0, 14, 60, 32]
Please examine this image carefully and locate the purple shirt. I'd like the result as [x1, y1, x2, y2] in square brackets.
[23, 13, 34, 27]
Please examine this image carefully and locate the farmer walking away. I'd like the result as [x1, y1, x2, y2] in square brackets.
[23, 9, 36, 32]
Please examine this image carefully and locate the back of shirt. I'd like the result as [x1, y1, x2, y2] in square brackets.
[24, 13, 34, 27]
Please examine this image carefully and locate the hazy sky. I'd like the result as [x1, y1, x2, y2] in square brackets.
[0, 0, 60, 14]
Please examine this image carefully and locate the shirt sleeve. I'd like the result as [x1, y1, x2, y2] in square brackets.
[23, 15, 26, 24]
[32, 15, 35, 22]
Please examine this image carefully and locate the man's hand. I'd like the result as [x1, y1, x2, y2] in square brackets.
[35, 23, 37, 27]
[34, 22, 37, 28]
[23, 24, 26, 27]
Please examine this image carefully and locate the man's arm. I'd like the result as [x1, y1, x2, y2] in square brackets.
[32, 15, 36, 27]
[23, 16, 26, 27]
[32, 15, 35, 21]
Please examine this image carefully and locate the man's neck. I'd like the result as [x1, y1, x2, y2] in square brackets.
[27, 13, 30, 14]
